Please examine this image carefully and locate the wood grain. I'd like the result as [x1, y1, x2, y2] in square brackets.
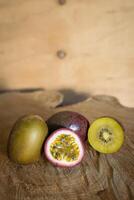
[0, 91, 133, 200]
[0, 0, 134, 106]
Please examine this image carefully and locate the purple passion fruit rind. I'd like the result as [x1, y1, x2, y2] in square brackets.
[47, 111, 89, 141]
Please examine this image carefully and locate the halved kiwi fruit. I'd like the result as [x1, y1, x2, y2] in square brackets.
[88, 117, 124, 154]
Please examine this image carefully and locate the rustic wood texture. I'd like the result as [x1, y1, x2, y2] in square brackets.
[0, 91, 133, 200]
[0, 0, 134, 106]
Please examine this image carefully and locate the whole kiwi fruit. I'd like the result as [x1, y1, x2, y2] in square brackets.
[7, 115, 48, 164]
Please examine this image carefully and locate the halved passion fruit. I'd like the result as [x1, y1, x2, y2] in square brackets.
[44, 128, 84, 167]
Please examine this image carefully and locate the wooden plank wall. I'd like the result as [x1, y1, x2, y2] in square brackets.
[0, 0, 134, 106]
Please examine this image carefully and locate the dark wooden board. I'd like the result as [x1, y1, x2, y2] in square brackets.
[0, 91, 134, 200]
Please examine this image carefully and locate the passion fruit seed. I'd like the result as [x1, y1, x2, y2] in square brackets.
[88, 117, 124, 154]
[50, 134, 80, 162]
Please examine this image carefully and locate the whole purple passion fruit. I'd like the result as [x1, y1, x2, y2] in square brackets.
[47, 111, 89, 141]
[44, 128, 84, 168]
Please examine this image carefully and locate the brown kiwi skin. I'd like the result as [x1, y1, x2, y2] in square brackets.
[7, 114, 48, 164]
[44, 128, 85, 168]
[46, 111, 89, 142]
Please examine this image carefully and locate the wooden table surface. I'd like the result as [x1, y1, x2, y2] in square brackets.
[0, 91, 134, 200]
[0, 0, 134, 107]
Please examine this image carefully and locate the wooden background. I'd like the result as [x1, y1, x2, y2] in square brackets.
[0, 0, 134, 106]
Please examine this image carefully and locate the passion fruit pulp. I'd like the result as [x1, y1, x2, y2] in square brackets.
[47, 111, 89, 141]
[8, 115, 48, 164]
[44, 128, 84, 167]
[88, 117, 124, 154]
